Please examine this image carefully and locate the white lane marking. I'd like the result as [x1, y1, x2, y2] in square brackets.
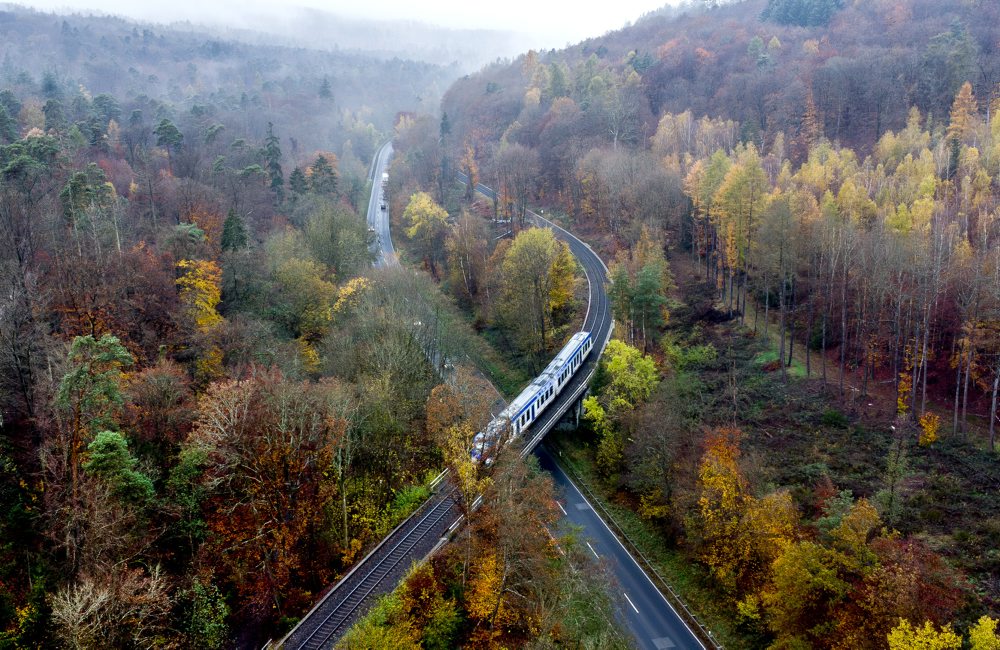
[623, 591, 639, 614]
[556, 501, 568, 516]
[587, 541, 600, 559]
[549, 452, 708, 650]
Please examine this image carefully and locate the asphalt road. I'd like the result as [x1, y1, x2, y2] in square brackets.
[281, 167, 706, 650]
[464, 174, 706, 649]
[367, 141, 397, 267]
[535, 445, 707, 650]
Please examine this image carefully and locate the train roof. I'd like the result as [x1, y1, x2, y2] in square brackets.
[497, 331, 592, 422]
[547, 331, 591, 373]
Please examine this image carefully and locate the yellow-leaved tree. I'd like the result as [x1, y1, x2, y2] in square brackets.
[887, 619, 962, 650]
[692, 427, 753, 593]
[176, 259, 224, 382]
[404, 191, 449, 275]
[969, 616, 1000, 650]
[176, 259, 223, 332]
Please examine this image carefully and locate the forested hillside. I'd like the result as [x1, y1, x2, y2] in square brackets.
[0, 6, 453, 163]
[0, 6, 477, 648]
[395, 0, 1000, 647]
[443, 0, 1000, 160]
[3, 0, 1000, 647]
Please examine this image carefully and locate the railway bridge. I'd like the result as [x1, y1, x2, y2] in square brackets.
[278, 145, 707, 650]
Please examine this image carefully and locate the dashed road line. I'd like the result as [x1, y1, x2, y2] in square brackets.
[586, 541, 600, 560]
[623, 591, 639, 614]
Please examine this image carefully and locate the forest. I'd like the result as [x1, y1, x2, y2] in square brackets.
[0, 5, 627, 649]
[2, 0, 1000, 648]
[0, 5, 499, 649]
[381, 0, 1000, 647]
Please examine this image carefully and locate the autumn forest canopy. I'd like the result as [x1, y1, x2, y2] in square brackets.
[1, 0, 1000, 649]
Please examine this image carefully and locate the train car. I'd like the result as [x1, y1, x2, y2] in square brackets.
[471, 331, 593, 463]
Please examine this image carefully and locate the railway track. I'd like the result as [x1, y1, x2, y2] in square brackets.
[278, 170, 613, 650]
[282, 490, 460, 649]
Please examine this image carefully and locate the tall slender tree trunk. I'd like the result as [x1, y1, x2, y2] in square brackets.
[952, 336, 962, 436]
[840, 256, 848, 400]
[821, 313, 827, 384]
[787, 276, 796, 368]
[913, 305, 931, 415]
[805, 291, 815, 378]
[779, 272, 787, 382]
[962, 348, 974, 436]
[918, 304, 932, 415]
[757, 272, 766, 335]
[990, 365, 999, 453]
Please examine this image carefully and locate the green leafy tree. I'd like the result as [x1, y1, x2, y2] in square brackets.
[82, 430, 154, 504]
[602, 339, 659, 411]
[180, 581, 229, 649]
[632, 263, 669, 345]
[498, 228, 567, 364]
[763, 540, 853, 642]
[304, 201, 371, 279]
[762, 0, 845, 26]
[56, 335, 134, 506]
[588, 339, 658, 476]
[59, 163, 115, 223]
[42, 99, 66, 132]
[548, 240, 577, 327]
[91, 94, 121, 124]
[167, 222, 208, 260]
[0, 104, 17, 144]
[875, 436, 909, 529]
[153, 118, 183, 172]
[608, 229, 673, 350]
[0, 89, 21, 119]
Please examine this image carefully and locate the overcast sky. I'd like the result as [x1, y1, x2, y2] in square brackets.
[16, 0, 681, 49]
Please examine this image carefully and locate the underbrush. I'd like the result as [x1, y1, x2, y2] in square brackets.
[545, 433, 753, 649]
[550, 268, 1000, 644]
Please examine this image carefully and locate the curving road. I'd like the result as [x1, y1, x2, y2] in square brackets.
[280, 164, 706, 650]
[367, 141, 397, 267]
[461, 174, 706, 650]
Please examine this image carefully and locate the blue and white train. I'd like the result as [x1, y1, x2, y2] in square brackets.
[471, 331, 594, 463]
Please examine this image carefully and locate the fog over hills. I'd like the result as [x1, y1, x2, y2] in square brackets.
[3, 1, 546, 69]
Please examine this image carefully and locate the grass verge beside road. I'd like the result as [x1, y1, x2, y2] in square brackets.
[545, 432, 752, 650]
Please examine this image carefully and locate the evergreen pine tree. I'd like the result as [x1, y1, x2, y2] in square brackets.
[263, 122, 284, 204]
[0, 105, 17, 143]
[309, 155, 338, 196]
[220, 209, 249, 252]
[289, 167, 308, 196]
